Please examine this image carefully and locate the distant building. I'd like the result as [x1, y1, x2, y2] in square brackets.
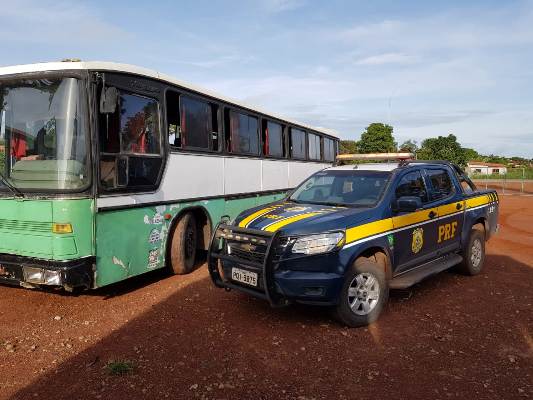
[466, 161, 507, 175]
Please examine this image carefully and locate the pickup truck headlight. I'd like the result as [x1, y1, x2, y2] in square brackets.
[291, 232, 345, 255]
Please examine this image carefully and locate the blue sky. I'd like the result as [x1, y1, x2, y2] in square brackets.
[2, 0, 532, 157]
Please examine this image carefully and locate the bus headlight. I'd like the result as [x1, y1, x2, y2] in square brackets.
[291, 232, 345, 255]
[22, 267, 62, 285]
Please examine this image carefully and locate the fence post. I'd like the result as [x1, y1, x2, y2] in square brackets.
[522, 168, 525, 194]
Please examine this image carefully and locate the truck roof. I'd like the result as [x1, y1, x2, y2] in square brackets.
[328, 160, 455, 173]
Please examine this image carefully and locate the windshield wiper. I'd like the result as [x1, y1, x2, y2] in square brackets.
[301, 200, 347, 207]
[0, 171, 24, 198]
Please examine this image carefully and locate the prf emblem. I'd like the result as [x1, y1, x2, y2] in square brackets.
[411, 227, 424, 254]
[438, 221, 458, 243]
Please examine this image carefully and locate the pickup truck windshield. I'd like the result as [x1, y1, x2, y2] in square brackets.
[290, 170, 391, 207]
[0, 77, 88, 192]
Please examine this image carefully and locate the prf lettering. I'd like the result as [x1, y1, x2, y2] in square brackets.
[438, 221, 458, 243]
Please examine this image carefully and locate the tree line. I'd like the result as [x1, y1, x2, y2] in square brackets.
[340, 122, 532, 167]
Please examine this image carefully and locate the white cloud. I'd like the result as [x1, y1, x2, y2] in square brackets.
[354, 52, 419, 66]
[0, 0, 129, 46]
[263, 0, 307, 13]
[334, 6, 533, 52]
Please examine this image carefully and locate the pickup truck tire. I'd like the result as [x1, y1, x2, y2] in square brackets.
[458, 225, 485, 276]
[334, 257, 388, 327]
[169, 213, 197, 275]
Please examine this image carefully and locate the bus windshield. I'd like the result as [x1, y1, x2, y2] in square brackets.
[290, 170, 391, 207]
[0, 77, 88, 192]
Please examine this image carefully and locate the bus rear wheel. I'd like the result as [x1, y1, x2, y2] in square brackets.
[169, 213, 197, 274]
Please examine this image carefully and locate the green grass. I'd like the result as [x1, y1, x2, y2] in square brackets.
[471, 168, 533, 180]
[105, 360, 135, 376]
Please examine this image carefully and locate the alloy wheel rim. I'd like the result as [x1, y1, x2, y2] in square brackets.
[347, 272, 380, 316]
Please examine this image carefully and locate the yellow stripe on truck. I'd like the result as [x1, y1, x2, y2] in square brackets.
[438, 201, 465, 217]
[345, 218, 394, 243]
[238, 205, 280, 228]
[392, 207, 438, 229]
[263, 212, 323, 232]
[465, 194, 490, 209]
[343, 194, 492, 246]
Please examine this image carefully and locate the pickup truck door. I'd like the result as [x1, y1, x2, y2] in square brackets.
[424, 167, 465, 255]
[391, 169, 440, 273]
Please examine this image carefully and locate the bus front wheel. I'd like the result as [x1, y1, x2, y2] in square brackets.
[169, 213, 197, 274]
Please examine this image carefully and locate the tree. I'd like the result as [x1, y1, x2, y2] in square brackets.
[463, 147, 480, 162]
[399, 139, 418, 153]
[416, 134, 468, 166]
[358, 123, 396, 153]
[339, 140, 358, 154]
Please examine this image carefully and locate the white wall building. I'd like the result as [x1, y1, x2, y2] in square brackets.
[467, 162, 507, 175]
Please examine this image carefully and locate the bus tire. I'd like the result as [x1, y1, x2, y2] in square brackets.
[169, 212, 197, 275]
[457, 224, 485, 276]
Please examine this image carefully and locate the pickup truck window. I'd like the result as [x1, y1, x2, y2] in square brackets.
[290, 170, 390, 207]
[426, 169, 454, 200]
[395, 170, 428, 203]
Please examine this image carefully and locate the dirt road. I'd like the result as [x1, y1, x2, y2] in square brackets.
[1, 197, 532, 400]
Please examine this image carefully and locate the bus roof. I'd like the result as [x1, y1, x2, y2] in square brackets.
[0, 61, 339, 139]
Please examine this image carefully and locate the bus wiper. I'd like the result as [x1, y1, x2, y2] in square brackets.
[0, 171, 24, 198]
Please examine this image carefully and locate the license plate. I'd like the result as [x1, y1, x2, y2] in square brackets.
[231, 267, 258, 287]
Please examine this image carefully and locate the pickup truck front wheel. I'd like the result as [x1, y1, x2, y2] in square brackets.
[458, 225, 485, 276]
[334, 258, 388, 327]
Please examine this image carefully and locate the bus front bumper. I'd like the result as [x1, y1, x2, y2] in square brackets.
[0, 254, 95, 291]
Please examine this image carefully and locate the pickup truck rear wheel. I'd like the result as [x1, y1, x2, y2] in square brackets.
[458, 225, 485, 276]
[334, 257, 388, 327]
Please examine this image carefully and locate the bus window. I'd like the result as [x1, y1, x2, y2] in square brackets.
[99, 89, 162, 190]
[166, 91, 181, 147]
[262, 120, 284, 157]
[290, 128, 306, 159]
[120, 93, 160, 154]
[229, 111, 259, 155]
[324, 137, 335, 161]
[308, 132, 321, 160]
[210, 103, 220, 151]
[180, 96, 211, 150]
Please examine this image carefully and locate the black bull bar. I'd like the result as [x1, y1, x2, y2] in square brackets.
[207, 222, 287, 307]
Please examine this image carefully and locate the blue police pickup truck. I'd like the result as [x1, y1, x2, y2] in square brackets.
[208, 156, 499, 327]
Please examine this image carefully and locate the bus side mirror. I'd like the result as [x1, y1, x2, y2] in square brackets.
[396, 196, 422, 212]
[116, 156, 128, 187]
[100, 86, 118, 114]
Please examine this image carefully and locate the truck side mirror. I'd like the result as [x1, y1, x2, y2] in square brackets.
[100, 86, 118, 114]
[396, 196, 422, 212]
[116, 156, 129, 187]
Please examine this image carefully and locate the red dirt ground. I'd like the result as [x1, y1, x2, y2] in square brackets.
[1, 197, 532, 400]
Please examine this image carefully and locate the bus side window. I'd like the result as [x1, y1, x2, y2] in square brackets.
[323, 137, 335, 162]
[290, 128, 306, 159]
[99, 88, 162, 190]
[210, 103, 219, 151]
[166, 91, 181, 147]
[262, 120, 284, 158]
[231, 111, 259, 155]
[308, 132, 321, 160]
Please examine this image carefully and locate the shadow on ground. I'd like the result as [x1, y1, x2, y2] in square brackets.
[10, 254, 533, 400]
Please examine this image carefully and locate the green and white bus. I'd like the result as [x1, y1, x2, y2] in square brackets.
[0, 61, 339, 291]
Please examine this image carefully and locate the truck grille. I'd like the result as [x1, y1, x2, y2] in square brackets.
[227, 243, 266, 265]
